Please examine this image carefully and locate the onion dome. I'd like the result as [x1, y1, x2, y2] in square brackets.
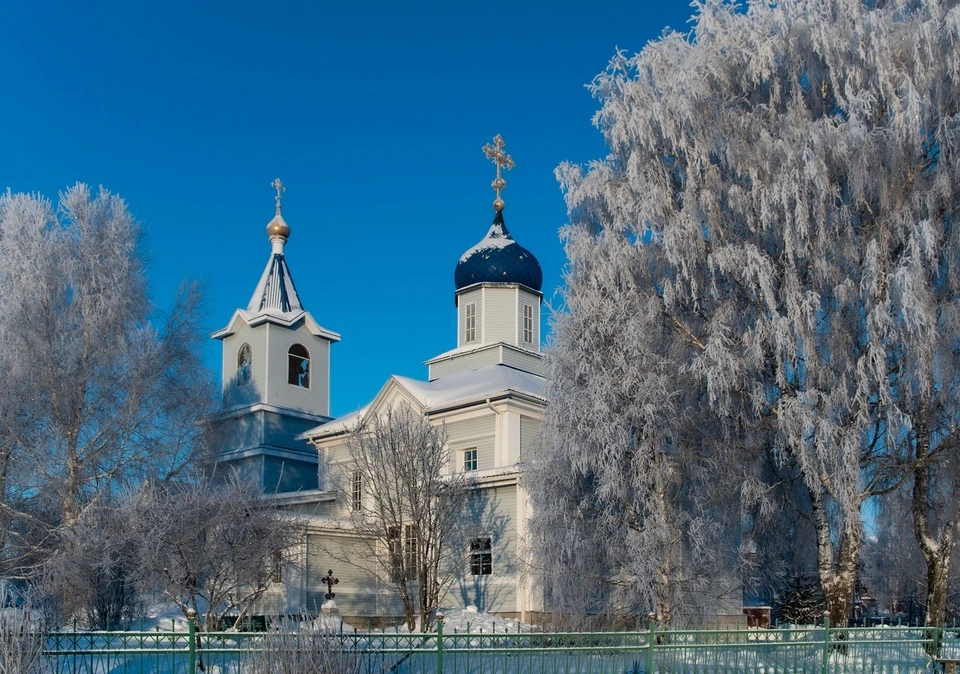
[266, 177, 290, 241]
[266, 212, 290, 240]
[455, 210, 543, 291]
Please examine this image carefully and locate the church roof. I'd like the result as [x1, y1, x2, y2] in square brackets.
[245, 251, 304, 318]
[299, 364, 546, 440]
[393, 363, 545, 410]
[211, 181, 340, 342]
[454, 210, 543, 292]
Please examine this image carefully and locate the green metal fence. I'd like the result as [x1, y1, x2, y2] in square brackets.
[42, 615, 960, 674]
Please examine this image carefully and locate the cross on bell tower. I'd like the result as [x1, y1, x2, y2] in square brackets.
[271, 177, 285, 214]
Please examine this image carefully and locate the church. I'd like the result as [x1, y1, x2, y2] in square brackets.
[210, 137, 548, 625]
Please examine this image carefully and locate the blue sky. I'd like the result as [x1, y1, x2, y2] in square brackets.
[1, 1, 697, 417]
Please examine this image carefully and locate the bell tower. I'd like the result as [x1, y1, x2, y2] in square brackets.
[210, 179, 340, 493]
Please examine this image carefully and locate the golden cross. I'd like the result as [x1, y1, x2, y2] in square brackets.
[482, 134, 515, 211]
[271, 178, 285, 213]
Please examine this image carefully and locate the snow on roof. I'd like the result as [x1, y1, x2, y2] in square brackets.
[247, 252, 303, 317]
[392, 365, 545, 409]
[300, 365, 546, 440]
[425, 341, 540, 365]
[458, 229, 516, 263]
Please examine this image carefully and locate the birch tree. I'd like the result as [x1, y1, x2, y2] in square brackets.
[0, 185, 216, 575]
[535, 0, 960, 624]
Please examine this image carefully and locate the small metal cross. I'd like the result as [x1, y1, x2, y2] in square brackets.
[322, 569, 339, 600]
[271, 178, 285, 213]
[482, 134, 515, 210]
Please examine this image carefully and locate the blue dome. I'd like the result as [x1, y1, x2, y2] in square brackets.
[455, 211, 543, 292]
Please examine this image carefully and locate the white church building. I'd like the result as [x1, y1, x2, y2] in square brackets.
[210, 141, 548, 625]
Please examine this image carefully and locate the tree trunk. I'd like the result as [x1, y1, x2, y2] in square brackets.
[652, 465, 673, 625]
[912, 418, 958, 628]
[811, 488, 861, 626]
[926, 547, 951, 628]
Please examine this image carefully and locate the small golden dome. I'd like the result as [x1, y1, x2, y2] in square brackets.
[266, 213, 290, 239]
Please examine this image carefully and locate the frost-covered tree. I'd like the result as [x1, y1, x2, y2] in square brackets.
[0, 185, 216, 574]
[39, 504, 143, 629]
[535, 0, 960, 624]
[127, 477, 298, 630]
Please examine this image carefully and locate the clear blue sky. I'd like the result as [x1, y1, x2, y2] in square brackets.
[1, 1, 696, 417]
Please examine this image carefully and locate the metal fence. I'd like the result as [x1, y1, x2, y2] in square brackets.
[41, 616, 960, 674]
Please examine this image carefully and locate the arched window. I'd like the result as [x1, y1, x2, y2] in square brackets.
[288, 344, 310, 388]
[236, 343, 252, 385]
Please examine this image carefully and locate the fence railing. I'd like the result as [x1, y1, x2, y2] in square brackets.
[41, 615, 960, 674]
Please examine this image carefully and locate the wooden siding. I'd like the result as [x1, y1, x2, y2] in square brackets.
[306, 534, 402, 617]
[483, 286, 517, 345]
[429, 347, 501, 380]
[517, 291, 541, 350]
[299, 481, 523, 617]
[519, 416, 541, 462]
[217, 413, 263, 454]
[221, 321, 267, 407]
[457, 288, 483, 347]
[218, 455, 262, 485]
[261, 411, 324, 453]
[265, 323, 331, 417]
[263, 456, 319, 493]
[453, 484, 519, 613]
[446, 415, 496, 471]
[499, 347, 545, 376]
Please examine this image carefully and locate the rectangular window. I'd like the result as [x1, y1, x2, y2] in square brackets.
[387, 525, 418, 582]
[404, 525, 418, 580]
[463, 448, 478, 472]
[270, 550, 283, 583]
[388, 526, 402, 582]
[470, 536, 492, 576]
[523, 305, 533, 344]
[351, 472, 362, 512]
[465, 303, 476, 342]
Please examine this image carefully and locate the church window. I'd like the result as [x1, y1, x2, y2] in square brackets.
[404, 525, 418, 580]
[463, 448, 478, 472]
[237, 343, 252, 385]
[465, 303, 476, 342]
[270, 550, 283, 583]
[470, 536, 492, 575]
[523, 305, 533, 344]
[287, 344, 310, 388]
[351, 471, 362, 512]
[387, 525, 418, 581]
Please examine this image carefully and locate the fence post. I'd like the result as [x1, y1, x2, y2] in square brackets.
[647, 612, 657, 674]
[187, 609, 197, 674]
[436, 612, 445, 674]
[822, 611, 831, 674]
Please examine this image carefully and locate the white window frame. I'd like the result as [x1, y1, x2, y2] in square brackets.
[237, 343, 253, 385]
[469, 535, 492, 576]
[465, 303, 476, 343]
[523, 305, 533, 344]
[350, 471, 362, 512]
[404, 524, 418, 580]
[287, 344, 311, 389]
[386, 524, 418, 582]
[462, 447, 478, 472]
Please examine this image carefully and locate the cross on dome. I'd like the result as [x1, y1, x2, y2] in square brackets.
[482, 134, 515, 212]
